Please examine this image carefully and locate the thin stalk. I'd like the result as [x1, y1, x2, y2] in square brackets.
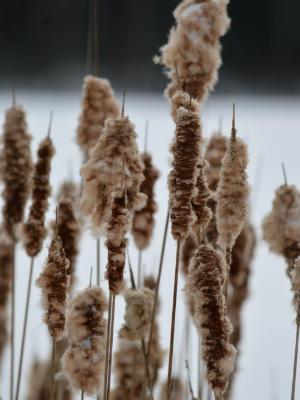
[81, 390, 85, 400]
[185, 359, 196, 400]
[291, 304, 300, 400]
[10, 240, 16, 400]
[141, 339, 154, 400]
[166, 239, 181, 400]
[96, 238, 100, 286]
[198, 337, 203, 399]
[147, 209, 169, 355]
[103, 293, 112, 400]
[15, 257, 35, 400]
[50, 338, 56, 400]
[106, 294, 116, 400]
[137, 250, 142, 288]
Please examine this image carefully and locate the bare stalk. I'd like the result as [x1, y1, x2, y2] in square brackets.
[167, 239, 181, 400]
[291, 302, 300, 400]
[106, 294, 116, 400]
[96, 238, 100, 286]
[15, 257, 35, 400]
[137, 250, 142, 288]
[147, 209, 169, 355]
[10, 240, 16, 400]
[81, 390, 85, 400]
[103, 293, 112, 399]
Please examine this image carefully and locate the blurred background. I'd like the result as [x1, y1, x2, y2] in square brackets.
[1, 0, 300, 93]
[1, 1, 300, 400]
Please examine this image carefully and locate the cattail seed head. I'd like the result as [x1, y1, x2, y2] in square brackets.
[80, 116, 146, 235]
[216, 136, 249, 251]
[132, 152, 160, 250]
[105, 190, 129, 295]
[156, 0, 230, 103]
[119, 288, 154, 341]
[62, 287, 107, 395]
[185, 244, 236, 396]
[168, 91, 202, 240]
[2, 105, 33, 237]
[76, 75, 120, 155]
[23, 137, 55, 257]
[205, 134, 228, 192]
[36, 235, 69, 339]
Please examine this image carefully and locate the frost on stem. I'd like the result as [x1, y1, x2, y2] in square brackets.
[156, 0, 230, 104]
[23, 137, 55, 257]
[185, 244, 236, 396]
[76, 75, 120, 155]
[62, 287, 107, 396]
[168, 91, 202, 240]
[2, 105, 33, 237]
[132, 152, 160, 250]
[36, 235, 69, 340]
[80, 116, 146, 236]
[216, 135, 249, 252]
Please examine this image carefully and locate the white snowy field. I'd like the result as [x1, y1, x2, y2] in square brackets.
[0, 90, 300, 400]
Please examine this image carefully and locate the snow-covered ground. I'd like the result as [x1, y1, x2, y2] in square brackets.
[0, 90, 300, 399]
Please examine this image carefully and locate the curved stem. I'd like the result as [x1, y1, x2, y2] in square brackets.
[15, 257, 35, 400]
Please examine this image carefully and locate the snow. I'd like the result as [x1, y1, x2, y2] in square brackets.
[0, 89, 300, 399]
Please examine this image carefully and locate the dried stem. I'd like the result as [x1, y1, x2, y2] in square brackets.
[50, 338, 56, 400]
[15, 257, 35, 400]
[147, 209, 170, 355]
[138, 250, 142, 288]
[167, 239, 181, 400]
[81, 390, 85, 400]
[103, 293, 112, 399]
[96, 238, 100, 286]
[10, 240, 15, 400]
[107, 294, 116, 400]
[291, 302, 300, 400]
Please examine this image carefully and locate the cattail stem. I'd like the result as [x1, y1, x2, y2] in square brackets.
[198, 338, 203, 400]
[147, 209, 169, 355]
[81, 390, 85, 400]
[167, 239, 181, 400]
[50, 338, 56, 400]
[10, 240, 16, 400]
[96, 238, 100, 286]
[103, 293, 112, 399]
[291, 303, 300, 400]
[137, 250, 142, 288]
[15, 257, 35, 400]
[106, 294, 116, 400]
[141, 339, 154, 400]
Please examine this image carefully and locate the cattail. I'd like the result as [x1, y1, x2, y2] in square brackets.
[185, 244, 236, 397]
[2, 105, 33, 237]
[0, 231, 12, 362]
[62, 287, 107, 395]
[160, 377, 184, 400]
[156, 0, 230, 103]
[119, 288, 154, 341]
[292, 257, 300, 298]
[36, 235, 69, 340]
[181, 232, 197, 276]
[23, 137, 55, 257]
[105, 189, 130, 295]
[262, 185, 300, 278]
[168, 91, 202, 240]
[216, 127, 249, 252]
[132, 153, 160, 250]
[112, 285, 163, 399]
[80, 116, 146, 235]
[55, 181, 81, 286]
[191, 159, 212, 236]
[76, 76, 120, 155]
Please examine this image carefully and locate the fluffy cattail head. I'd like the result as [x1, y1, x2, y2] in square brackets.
[205, 133, 228, 191]
[76, 75, 120, 154]
[23, 137, 55, 257]
[80, 115, 146, 235]
[168, 90, 202, 240]
[156, 0, 230, 103]
[185, 244, 236, 396]
[2, 105, 33, 237]
[216, 133, 249, 251]
[119, 288, 154, 341]
[105, 189, 129, 295]
[36, 235, 69, 339]
[132, 152, 160, 250]
[55, 181, 81, 286]
[292, 257, 300, 295]
[62, 287, 107, 395]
